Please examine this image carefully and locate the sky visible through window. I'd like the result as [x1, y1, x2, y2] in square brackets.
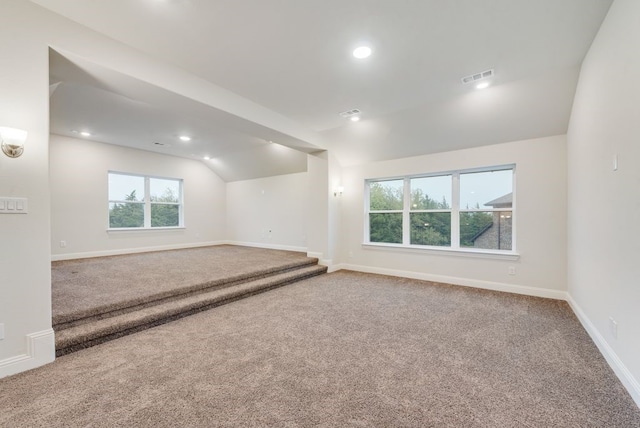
[460, 170, 512, 209]
[108, 174, 143, 201]
[405, 170, 512, 209]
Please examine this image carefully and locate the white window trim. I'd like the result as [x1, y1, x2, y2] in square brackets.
[107, 171, 184, 231]
[364, 164, 516, 256]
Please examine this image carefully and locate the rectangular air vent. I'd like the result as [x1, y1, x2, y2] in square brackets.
[339, 108, 361, 118]
[461, 69, 494, 84]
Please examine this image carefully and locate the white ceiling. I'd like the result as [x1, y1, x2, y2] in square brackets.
[49, 51, 311, 182]
[37, 0, 613, 178]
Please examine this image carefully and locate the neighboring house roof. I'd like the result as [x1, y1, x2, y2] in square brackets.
[484, 192, 513, 208]
[470, 222, 494, 243]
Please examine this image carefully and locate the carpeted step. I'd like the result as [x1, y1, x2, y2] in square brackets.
[53, 258, 320, 331]
[55, 264, 327, 356]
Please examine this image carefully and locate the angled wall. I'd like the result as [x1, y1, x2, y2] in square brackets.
[566, 0, 640, 405]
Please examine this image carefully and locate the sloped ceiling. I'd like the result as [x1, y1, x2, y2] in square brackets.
[49, 51, 312, 182]
[39, 0, 613, 176]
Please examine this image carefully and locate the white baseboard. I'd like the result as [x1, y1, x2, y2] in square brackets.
[334, 263, 567, 300]
[307, 252, 323, 260]
[51, 241, 227, 261]
[226, 241, 307, 253]
[0, 329, 55, 379]
[566, 295, 640, 408]
[326, 262, 344, 273]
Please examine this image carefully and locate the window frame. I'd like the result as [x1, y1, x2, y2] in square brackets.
[364, 164, 516, 256]
[366, 178, 405, 244]
[108, 171, 184, 231]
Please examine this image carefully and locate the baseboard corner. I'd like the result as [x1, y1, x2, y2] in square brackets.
[0, 329, 55, 379]
[327, 263, 346, 273]
[566, 294, 640, 408]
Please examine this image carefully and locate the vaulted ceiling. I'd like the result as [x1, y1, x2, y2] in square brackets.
[38, 0, 613, 180]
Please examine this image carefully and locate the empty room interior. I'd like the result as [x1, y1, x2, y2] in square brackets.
[1, 0, 640, 426]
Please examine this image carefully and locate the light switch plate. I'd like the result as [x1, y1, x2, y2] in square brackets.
[0, 323, 4, 340]
[0, 197, 28, 214]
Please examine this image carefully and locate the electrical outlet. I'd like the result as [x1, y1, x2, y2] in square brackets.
[508, 266, 516, 275]
[609, 317, 618, 339]
[60, 240, 67, 248]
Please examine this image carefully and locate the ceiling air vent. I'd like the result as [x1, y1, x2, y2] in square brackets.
[461, 69, 494, 85]
[339, 108, 361, 118]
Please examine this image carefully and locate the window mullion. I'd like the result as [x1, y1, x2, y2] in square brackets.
[451, 173, 460, 249]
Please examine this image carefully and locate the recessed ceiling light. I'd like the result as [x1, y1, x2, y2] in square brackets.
[80, 131, 91, 137]
[179, 135, 191, 142]
[476, 82, 490, 90]
[353, 46, 372, 59]
[203, 156, 210, 160]
[350, 116, 360, 122]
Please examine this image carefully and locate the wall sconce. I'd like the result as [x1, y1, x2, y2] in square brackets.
[333, 186, 344, 197]
[0, 127, 28, 158]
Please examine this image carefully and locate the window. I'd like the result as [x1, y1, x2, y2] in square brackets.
[410, 175, 451, 246]
[368, 179, 403, 243]
[365, 166, 514, 252]
[459, 170, 513, 250]
[108, 172, 183, 229]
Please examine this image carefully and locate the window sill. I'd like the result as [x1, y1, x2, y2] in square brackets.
[107, 227, 186, 233]
[362, 242, 520, 260]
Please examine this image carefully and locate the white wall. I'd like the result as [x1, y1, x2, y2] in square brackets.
[306, 153, 329, 261]
[338, 135, 568, 298]
[226, 172, 307, 251]
[0, 0, 311, 377]
[50, 135, 226, 259]
[0, 0, 57, 374]
[566, 0, 640, 404]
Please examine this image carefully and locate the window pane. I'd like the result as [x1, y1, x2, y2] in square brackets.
[151, 204, 180, 227]
[108, 173, 144, 201]
[410, 212, 451, 246]
[369, 180, 403, 210]
[461, 211, 512, 250]
[109, 202, 144, 228]
[460, 170, 512, 210]
[150, 178, 180, 203]
[369, 213, 402, 243]
[410, 176, 451, 210]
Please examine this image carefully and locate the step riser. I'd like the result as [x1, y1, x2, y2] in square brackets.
[55, 267, 326, 356]
[54, 260, 320, 331]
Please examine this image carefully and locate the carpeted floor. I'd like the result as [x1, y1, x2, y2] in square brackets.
[3, 271, 639, 427]
[51, 245, 315, 324]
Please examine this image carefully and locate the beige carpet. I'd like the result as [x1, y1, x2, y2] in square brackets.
[52, 245, 317, 325]
[3, 271, 639, 427]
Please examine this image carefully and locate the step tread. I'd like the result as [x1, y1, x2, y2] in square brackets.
[53, 258, 320, 329]
[56, 264, 326, 349]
